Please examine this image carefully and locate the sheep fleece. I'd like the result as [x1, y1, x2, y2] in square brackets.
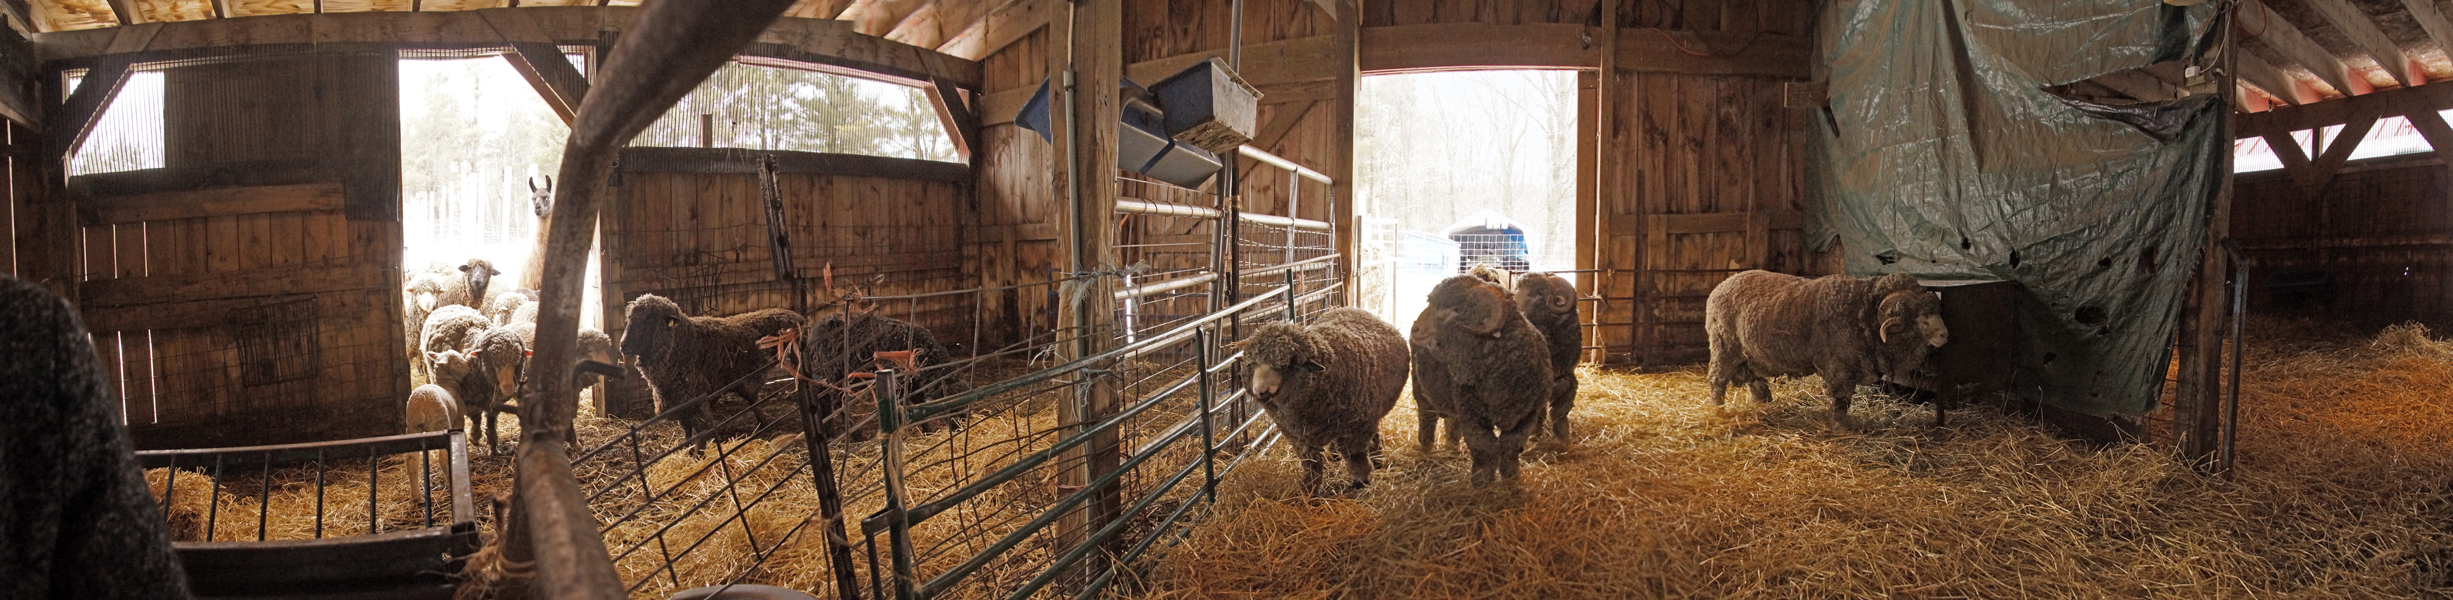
[1410, 274, 1554, 482]
[620, 295, 806, 438]
[1703, 270, 1945, 422]
[1241, 307, 1409, 491]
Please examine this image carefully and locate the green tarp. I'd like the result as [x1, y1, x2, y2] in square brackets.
[1807, 0, 2226, 418]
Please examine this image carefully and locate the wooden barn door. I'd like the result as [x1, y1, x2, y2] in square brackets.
[1592, 73, 1810, 368]
[69, 55, 406, 449]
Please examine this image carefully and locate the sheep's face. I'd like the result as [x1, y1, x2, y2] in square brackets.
[1875, 288, 1949, 373]
[1514, 273, 1578, 326]
[427, 349, 477, 385]
[1238, 324, 1323, 406]
[621, 295, 687, 363]
[460, 260, 502, 304]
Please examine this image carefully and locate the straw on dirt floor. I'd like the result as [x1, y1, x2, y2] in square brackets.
[1133, 318, 2453, 598]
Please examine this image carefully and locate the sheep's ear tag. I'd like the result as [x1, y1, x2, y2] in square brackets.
[1302, 360, 1326, 373]
[524, 350, 533, 357]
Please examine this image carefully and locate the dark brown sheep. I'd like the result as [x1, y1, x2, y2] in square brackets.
[619, 295, 806, 441]
[1513, 272, 1582, 443]
[1234, 307, 1410, 494]
[799, 309, 959, 438]
[1704, 270, 1949, 425]
[1410, 274, 1554, 484]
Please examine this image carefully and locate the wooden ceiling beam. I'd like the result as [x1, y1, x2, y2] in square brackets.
[2239, 73, 2453, 135]
[2397, 0, 2453, 68]
[0, 0, 38, 32]
[934, 0, 1044, 61]
[2300, 0, 2411, 86]
[102, 0, 142, 25]
[845, 0, 928, 37]
[2232, 46, 2303, 105]
[2238, 0, 2356, 96]
[891, 0, 994, 50]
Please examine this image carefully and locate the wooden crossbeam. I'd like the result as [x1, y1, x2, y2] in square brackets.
[2239, 78, 2453, 135]
[2300, 0, 2411, 86]
[49, 60, 131, 162]
[923, 76, 975, 160]
[2398, 94, 2453, 176]
[934, 0, 1044, 60]
[2238, 0, 2356, 96]
[891, 0, 995, 50]
[103, 0, 143, 25]
[2303, 106, 2378, 193]
[484, 9, 588, 124]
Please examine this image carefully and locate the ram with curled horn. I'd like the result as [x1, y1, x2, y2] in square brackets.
[1703, 270, 1949, 426]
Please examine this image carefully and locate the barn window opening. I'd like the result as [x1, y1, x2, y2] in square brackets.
[2236, 114, 2448, 174]
[630, 61, 961, 162]
[64, 68, 167, 175]
[398, 53, 602, 330]
[1356, 70, 1578, 329]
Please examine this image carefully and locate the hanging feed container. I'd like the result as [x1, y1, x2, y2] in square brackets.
[1118, 79, 1170, 173]
[1141, 141, 1223, 189]
[1151, 57, 1261, 154]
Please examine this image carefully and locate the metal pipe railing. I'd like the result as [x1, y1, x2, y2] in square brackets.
[1237, 145, 1331, 184]
[1237, 211, 1332, 231]
[1114, 272, 1221, 301]
[1117, 198, 1223, 219]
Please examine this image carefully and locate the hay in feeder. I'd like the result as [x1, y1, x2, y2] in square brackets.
[1135, 319, 2453, 598]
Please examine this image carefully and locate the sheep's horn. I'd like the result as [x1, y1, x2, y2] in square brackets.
[1548, 294, 1572, 312]
[1461, 288, 1510, 337]
[1881, 317, 1903, 344]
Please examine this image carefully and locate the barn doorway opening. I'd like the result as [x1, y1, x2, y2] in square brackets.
[398, 54, 601, 382]
[1355, 70, 1581, 333]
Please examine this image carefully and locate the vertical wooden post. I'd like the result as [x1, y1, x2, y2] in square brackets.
[1330, 0, 1360, 301]
[2176, 19, 2237, 465]
[1575, 70, 1599, 363]
[1589, 0, 1619, 364]
[1052, 0, 1123, 577]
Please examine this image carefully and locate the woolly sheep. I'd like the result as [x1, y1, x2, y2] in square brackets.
[619, 295, 806, 441]
[429, 328, 527, 453]
[419, 305, 492, 374]
[800, 309, 960, 437]
[1234, 307, 1409, 494]
[406, 384, 461, 434]
[1513, 272, 1582, 443]
[1704, 270, 1949, 426]
[1410, 274, 1554, 483]
[483, 289, 539, 325]
[0, 275, 190, 596]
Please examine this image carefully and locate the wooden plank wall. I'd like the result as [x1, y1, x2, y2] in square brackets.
[2234, 156, 2453, 324]
[598, 162, 977, 368]
[974, 28, 1064, 348]
[67, 54, 406, 449]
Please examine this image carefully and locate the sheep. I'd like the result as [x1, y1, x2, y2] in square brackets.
[1704, 270, 1949, 426]
[577, 327, 618, 415]
[404, 259, 503, 386]
[406, 384, 461, 433]
[483, 288, 539, 325]
[419, 305, 493, 379]
[1410, 274, 1554, 484]
[799, 309, 960, 437]
[429, 328, 528, 453]
[1233, 307, 1409, 494]
[619, 295, 806, 441]
[0, 275, 191, 596]
[1465, 263, 1511, 289]
[1513, 272, 1582, 443]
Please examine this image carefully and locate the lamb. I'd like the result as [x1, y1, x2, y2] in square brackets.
[1704, 270, 1949, 426]
[405, 384, 461, 433]
[429, 328, 528, 453]
[1513, 272, 1583, 443]
[1233, 307, 1409, 494]
[1410, 274, 1554, 483]
[800, 309, 961, 437]
[619, 295, 806, 441]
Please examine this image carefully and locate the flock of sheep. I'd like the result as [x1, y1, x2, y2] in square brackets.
[400, 253, 1951, 499]
[1240, 265, 1950, 494]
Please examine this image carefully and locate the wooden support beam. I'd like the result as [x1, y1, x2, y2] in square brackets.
[2300, 0, 2410, 86]
[75, 183, 344, 225]
[2261, 129, 2320, 190]
[103, 0, 143, 25]
[843, 0, 929, 37]
[935, 0, 1044, 61]
[502, 42, 587, 124]
[0, 0, 36, 33]
[2402, 0, 2453, 71]
[81, 263, 387, 307]
[1332, 0, 1359, 299]
[2237, 0, 2356, 96]
[0, 25, 38, 127]
[1359, 23, 1597, 72]
[49, 60, 130, 163]
[2231, 48, 2301, 105]
[1613, 29, 1811, 78]
[1126, 25, 1809, 88]
[2293, 104, 2379, 196]
[32, 7, 982, 88]
[891, 0, 994, 51]
[2238, 76, 2453, 135]
[2399, 94, 2453, 177]
[616, 147, 969, 180]
[923, 75, 975, 160]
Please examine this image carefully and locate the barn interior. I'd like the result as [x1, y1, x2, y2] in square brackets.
[0, 0, 2448, 598]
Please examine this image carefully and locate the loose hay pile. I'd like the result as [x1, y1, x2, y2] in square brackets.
[1138, 319, 2453, 598]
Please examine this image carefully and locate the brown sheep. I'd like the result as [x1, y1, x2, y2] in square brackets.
[619, 295, 806, 441]
[1513, 272, 1582, 443]
[1704, 270, 1949, 426]
[1410, 274, 1554, 484]
[1234, 307, 1410, 494]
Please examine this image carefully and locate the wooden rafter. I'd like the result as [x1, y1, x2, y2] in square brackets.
[102, 0, 141, 24]
[2240, 75, 2453, 134]
[845, 0, 930, 37]
[2232, 47, 2303, 105]
[2398, 95, 2453, 174]
[2398, 0, 2453, 69]
[2239, 0, 2357, 96]
[935, 0, 1044, 61]
[50, 60, 131, 161]
[883, 0, 945, 43]
[484, 9, 587, 124]
[2300, 0, 2410, 86]
[892, 0, 995, 50]
[922, 76, 974, 160]
[785, 0, 854, 19]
